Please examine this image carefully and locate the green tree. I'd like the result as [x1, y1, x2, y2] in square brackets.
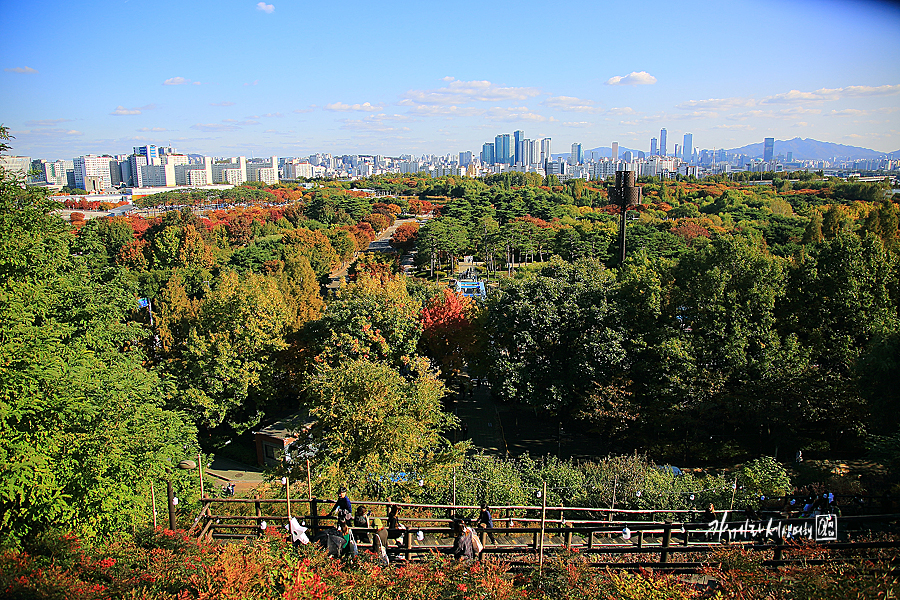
[310, 274, 422, 367]
[0, 158, 197, 544]
[170, 270, 292, 432]
[304, 357, 458, 491]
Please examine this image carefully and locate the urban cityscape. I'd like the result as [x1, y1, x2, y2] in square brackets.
[4, 127, 898, 204]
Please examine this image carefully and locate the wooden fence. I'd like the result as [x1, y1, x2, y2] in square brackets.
[189, 497, 900, 572]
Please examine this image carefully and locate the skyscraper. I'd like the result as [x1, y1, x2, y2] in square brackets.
[495, 134, 511, 165]
[764, 137, 775, 162]
[570, 143, 583, 165]
[540, 138, 552, 164]
[683, 133, 693, 165]
[659, 128, 667, 157]
[459, 151, 473, 167]
[514, 130, 525, 165]
[482, 142, 495, 165]
[650, 138, 658, 157]
[611, 141, 619, 162]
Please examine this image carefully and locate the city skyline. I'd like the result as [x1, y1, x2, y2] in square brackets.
[2, 0, 900, 160]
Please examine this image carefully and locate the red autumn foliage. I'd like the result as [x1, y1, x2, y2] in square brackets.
[671, 220, 710, 242]
[419, 288, 479, 377]
[390, 222, 419, 249]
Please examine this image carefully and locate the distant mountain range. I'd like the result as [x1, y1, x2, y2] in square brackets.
[724, 138, 899, 161]
[548, 139, 899, 162]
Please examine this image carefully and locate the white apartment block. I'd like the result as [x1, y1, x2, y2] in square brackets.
[175, 157, 213, 186]
[74, 155, 117, 191]
[163, 154, 190, 167]
[213, 157, 247, 185]
[140, 163, 176, 187]
[246, 156, 279, 184]
[282, 158, 315, 179]
[42, 160, 73, 185]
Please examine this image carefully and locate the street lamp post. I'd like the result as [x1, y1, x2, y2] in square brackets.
[166, 459, 197, 530]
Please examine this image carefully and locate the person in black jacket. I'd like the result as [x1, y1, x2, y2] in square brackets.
[330, 487, 352, 525]
[477, 503, 497, 544]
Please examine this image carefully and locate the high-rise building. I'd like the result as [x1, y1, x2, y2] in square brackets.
[513, 130, 525, 165]
[482, 142, 495, 165]
[674, 144, 680, 159]
[659, 128, 667, 157]
[133, 145, 160, 166]
[73, 154, 116, 191]
[650, 138, 658, 157]
[570, 143, 583, 165]
[495, 134, 511, 165]
[611, 141, 619, 162]
[787, 151, 793, 162]
[540, 138, 552, 163]
[623, 150, 633, 162]
[763, 138, 775, 162]
[683, 133, 693, 165]
[459, 151, 473, 167]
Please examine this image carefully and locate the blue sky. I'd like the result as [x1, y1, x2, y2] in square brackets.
[2, 0, 899, 160]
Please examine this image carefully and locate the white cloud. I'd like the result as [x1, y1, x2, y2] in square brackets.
[404, 104, 484, 117]
[605, 71, 656, 86]
[484, 106, 549, 122]
[256, 2, 274, 13]
[223, 118, 260, 126]
[711, 124, 755, 130]
[15, 128, 82, 137]
[561, 121, 592, 128]
[5, 66, 37, 74]
[401, 79, 541, 105]
[325, 101, 384, 112]
[677, 84, 900, 116]
[137, 127, 169, 132]
[244, 80, 259, 86]
[638, 110, 717, 123]
[339, 117, 410, 133]
[542, 96, 603, 113]
[211, 101, 235, 107]
[163, 76, 200, 86]
[293, 106, 316, 113]
[607, 107, 636, 115]
[191, 123, 240, 132]
[728, 107, 821, 120]
[761, 89, 824, 104]
[829, 108, 867, 117]
[676, 97, 756, 111]
[791, 122, 809, 127]
[262, 112, 283, 118]
[25, 118, 71, 126]
[762, 84, 900, 105]
[110, 105, 149, 116]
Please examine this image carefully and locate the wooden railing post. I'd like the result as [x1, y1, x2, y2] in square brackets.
[660, 521, 672, 564]
[683, 523, 690, 546]
[479, 530, 487, 561]
[310, 498, 319, 536]
[637, 530, 644, 548]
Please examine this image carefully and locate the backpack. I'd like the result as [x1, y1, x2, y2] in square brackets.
[312, 528, 345, 558]
[468, 527, 484, 554]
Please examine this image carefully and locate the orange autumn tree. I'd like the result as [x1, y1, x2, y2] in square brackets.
[419, 288, 481, 379]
